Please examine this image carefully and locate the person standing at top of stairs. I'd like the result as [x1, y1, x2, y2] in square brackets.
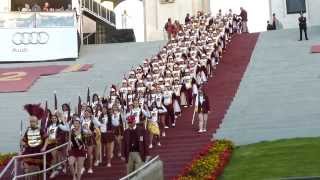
[298, 12, 308, 41]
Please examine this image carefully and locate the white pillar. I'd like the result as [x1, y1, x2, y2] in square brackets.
[269, 0, 272, 21]
[203, 0, 210, 14]
[0, 0, 10, 12]
[143, 0, 147, 41]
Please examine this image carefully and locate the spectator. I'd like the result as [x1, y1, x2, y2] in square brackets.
[272, 13, 277, 30]
[43, 2, 50, 12]
[66, 4, 73, 11]
[272, 13, 283, 30]
[31, 3, 41, 12]
[267, 21, 273, 31]
[239, 7, 248, 33]
[56, 6, 65, 12]
[21, 3, 31, 12]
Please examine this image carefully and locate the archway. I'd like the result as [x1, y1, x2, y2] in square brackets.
[114, 0, 144, 42]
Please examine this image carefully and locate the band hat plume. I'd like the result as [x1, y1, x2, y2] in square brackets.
[24, 104, 45, 120]
[127, 115, 136, 123]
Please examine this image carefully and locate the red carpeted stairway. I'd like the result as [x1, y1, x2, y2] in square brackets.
[58, 33, 259, 180]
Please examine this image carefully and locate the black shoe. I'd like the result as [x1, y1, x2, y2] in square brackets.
[306, 38, 309, 40]
[298, 39, 302, 41]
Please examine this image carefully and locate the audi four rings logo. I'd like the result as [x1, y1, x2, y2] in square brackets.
[12, 32, 50, 45]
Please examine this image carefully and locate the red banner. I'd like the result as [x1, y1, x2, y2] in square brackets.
[311, 45, 320, 53]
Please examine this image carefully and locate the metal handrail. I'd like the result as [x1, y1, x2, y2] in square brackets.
[81, 0, 116, 26]
[0, 142, 68, 180]
[119, 156, 160, 180]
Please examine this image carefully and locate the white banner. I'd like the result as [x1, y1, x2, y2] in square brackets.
[0, 27, 78, 62]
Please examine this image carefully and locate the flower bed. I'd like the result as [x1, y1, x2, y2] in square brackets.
[176, 140, 234, 180]
[0, 153, 17, 167]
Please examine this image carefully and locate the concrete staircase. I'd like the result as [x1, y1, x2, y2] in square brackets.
[214, 27, 320, 145]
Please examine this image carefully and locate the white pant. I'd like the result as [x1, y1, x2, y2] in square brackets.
[198, 113, 208, 131]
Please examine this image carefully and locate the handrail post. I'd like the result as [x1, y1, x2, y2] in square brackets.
[34, 12, 37, 28]
[14, 158, 17, 179]
[108, 10, 110, 22]
[43, 154, 46, 180]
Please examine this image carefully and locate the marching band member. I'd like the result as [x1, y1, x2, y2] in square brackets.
[142, 59, 150, 74]
[107, 85, 120, 109]
[163, 83, 175, 127]
[119, 79, 129, 102]
[96, 106, 115, 167]
[110, 104, 124, 159]
[128, 99, 150, 128]
[94, 103, 103, 118]
[144, 74, 154, 91]
[126, 87, 135, 106]
[172, 78, 182, 117]
[194, 89, 211, 133]
[181, 69, 196, 107]
[81, 107, 96, 174]
[46, 115, 59, 150]
[21, 104, 48, 177]
[147, 102, 167, 148]
[93, 103, 102, 167]
[61, 103, 71, 122]
[68, 118, 86, 180]
[91, 94, 100, 110]
[79, 102, 87, 118]
[128, 71, 137, 90]
[47, 113, 69, 178]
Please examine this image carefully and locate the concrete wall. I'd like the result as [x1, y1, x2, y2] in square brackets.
[144, 0, 210, 41]
[0, 0, 10, 12]
[270, 0, 320, 29]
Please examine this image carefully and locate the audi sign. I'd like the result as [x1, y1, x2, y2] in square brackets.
[12, 32, 50, 45]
